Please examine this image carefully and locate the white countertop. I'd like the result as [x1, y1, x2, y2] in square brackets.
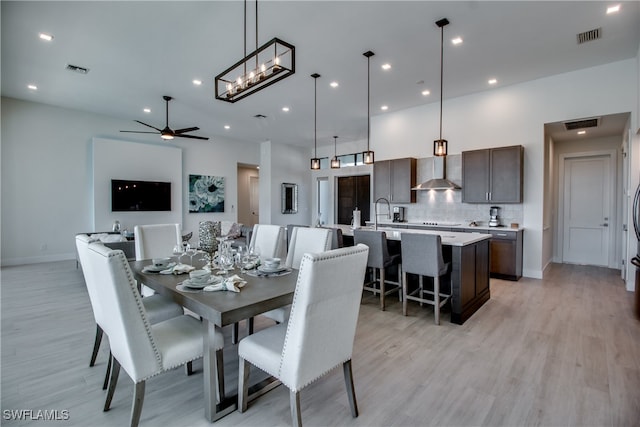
[332, 224, 491, 247]
[367, 220, 524, 232]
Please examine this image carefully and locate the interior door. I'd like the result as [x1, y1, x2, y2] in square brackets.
[249, 175, 259, 225]
[562, 155, 612, 266]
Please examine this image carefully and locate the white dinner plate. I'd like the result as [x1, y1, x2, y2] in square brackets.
[257, 264, 287, 273]
[181, 276, 222, 289]
[143, 262, 176, 273]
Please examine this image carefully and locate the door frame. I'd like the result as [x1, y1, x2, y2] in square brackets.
[557, 149, 617, 268]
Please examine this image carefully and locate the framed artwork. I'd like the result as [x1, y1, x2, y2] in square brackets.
[189, 174, 225, 213]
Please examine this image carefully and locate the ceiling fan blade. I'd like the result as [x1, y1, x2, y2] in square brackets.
[134, 120, 162, 132]
[120, 130, 160, 134]
[174, 126, 200, 134]
[175, 134, 209, 141]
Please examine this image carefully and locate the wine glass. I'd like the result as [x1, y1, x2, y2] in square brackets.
[218, 242, 234, 277]
[173, 244, 185, 264]
[248, 245, 261, 268]
[235, 245, 248, 273]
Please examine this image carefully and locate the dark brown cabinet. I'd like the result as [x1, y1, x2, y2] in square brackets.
[337, 175, 370, 225]
[489, 229, 523, 280]
[373, 158, 417, 203]
[462, 145, 523, 203]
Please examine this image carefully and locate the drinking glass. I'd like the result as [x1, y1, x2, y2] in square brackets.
[173, 244, 185, 264]
[248, 245, 261, 267]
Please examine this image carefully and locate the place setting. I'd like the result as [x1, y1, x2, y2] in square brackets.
[246, 257, 292, 277]
[177, 269, 246, 293]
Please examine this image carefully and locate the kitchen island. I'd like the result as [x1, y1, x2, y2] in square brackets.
[335, 224, 491, 325]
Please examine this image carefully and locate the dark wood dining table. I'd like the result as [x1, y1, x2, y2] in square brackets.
[130, 258, 298, 422]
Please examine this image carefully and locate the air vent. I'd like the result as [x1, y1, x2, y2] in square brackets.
[66, 64, 89, 74]
[564, 117, 600, 131]
[577, 28, 602, 44]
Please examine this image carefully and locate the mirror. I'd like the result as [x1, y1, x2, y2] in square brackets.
[281, 183, 298, 214]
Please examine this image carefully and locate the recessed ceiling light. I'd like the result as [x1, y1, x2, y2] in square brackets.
[607, 4, 620, 14]
[27, 84, 37, 90]
[224, 125, 231, 130]
[488, 78, 498, 85]
[330, 81, 339, 88]
[577, 130, 586, 135]
[422, 90, 431, 96]
[143, 108, 151, 113]
[452, 37, 463, 45]
[381, 63, 391, 70]
[381, 105, 389, 111]
[282, 106, 290, 112]
[39, 33, 53, 41]
[192, 79, 202, 86]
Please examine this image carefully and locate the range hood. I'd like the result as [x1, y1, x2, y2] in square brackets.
[412, 156, 461, 190]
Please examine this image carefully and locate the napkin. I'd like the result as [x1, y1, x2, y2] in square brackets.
[203, 274, 246, 292]
[160, 263, 195, 275]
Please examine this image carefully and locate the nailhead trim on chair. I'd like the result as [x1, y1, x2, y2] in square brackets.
[109, 250, 163, 375]
[277, 245, 369, 392]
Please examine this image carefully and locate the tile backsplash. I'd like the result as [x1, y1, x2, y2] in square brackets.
[398, 155, 523, 227]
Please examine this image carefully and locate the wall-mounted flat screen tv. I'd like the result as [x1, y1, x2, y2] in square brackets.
[111, 179, 171, 212]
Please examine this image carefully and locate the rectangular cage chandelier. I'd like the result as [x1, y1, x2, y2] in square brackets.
[215, 37, 295, 103]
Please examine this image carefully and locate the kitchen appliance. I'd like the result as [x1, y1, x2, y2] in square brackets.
[489, 206, 501, 227]
[393, 206, 406, 222]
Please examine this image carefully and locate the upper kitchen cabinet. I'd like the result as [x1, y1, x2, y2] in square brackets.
[462, 145, 524, 203]
[374, 158, 417, 203]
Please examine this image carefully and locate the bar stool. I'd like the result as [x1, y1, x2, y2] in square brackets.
[400, 233, 451, 325]
[353, 229, 402, 311]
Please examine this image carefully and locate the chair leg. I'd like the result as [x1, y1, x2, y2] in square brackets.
[104, 357, 121, 411]
[342, 360, 359, 418]
[185, 361, 193, 376]
[238, 357, 250, 413]
[130, 381, 145, 427]
[216, 349, 225, 403]
[247, 317, 254, 335]
[379, 268, 386, 311]
[290, 390, 302, 427]
[102, 352, 113, 390]
[232, 322, 239, 344]
[397, 264, 403, 301]
[434, 276, 441, 325]
[419, 276, 424, 307]
[402, 270, 408, 316]
[90, 324, 103, 367]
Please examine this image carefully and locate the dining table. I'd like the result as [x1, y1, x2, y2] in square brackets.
[130, 258, 298, 422]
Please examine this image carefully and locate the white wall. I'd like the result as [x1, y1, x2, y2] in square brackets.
[371, 59, 638, 279]
[1, 97, 259, 265]
[93, 138, 183, 231]
[259, 140, 312, 227]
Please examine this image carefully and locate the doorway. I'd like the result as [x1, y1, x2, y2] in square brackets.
[559, 151, 615, 267]
[317, 177, 329, 226]
[237, 164, 259, 227]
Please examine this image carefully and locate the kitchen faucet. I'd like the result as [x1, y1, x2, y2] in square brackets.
[374, 197, 391, 230]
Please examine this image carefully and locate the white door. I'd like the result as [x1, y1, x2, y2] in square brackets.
[249, 176, 259, 225]
[562, 155, 612, 266]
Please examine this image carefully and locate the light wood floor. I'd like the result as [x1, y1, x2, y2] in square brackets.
[2, 261, 639, 426]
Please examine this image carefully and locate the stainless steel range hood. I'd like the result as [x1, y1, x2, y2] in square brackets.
[412, 156, 461, 190]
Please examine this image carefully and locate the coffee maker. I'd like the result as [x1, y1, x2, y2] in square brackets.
[393, 206, 406, 222]
[489, 206, 501, 227]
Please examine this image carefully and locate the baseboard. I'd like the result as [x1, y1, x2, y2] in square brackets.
[1, 253, 76, 267]
[522, 268, 543, 279]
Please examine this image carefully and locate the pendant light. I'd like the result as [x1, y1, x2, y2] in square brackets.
[362, 51, 375, 164]
[331, 136, 340, 168]
[310, 73, 321, 170]
[433, 18, 449, 157]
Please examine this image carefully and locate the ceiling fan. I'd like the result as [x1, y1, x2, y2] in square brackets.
[120, 95, 209, 141]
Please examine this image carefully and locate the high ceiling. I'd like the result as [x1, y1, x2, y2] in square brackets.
[2, 1, 639, 148]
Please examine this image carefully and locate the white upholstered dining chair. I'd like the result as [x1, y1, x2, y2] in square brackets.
[238, 244, 369, 427]
[84, 242, 225, 427]
[75, 234, 184, 390]
[261, 227, 333, 323]
[134, 223, 182, 297]
[248, 224, 287, 261]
